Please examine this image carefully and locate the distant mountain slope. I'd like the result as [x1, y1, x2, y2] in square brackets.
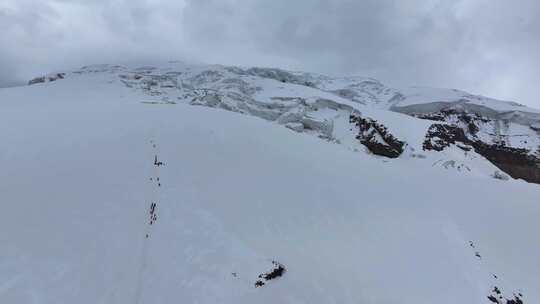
[28, 62, 539, 183]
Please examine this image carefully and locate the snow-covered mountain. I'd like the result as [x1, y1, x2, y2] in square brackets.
[1, 61, 539, 303]
[45, 61, 538, 184]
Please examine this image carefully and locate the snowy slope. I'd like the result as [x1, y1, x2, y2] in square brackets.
[1, 63, 539, 303]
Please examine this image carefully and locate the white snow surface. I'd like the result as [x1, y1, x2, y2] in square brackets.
[1, 62, 539, 303]
[394, 86, 540, 114]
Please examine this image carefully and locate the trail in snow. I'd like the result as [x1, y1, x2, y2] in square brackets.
[135, 139, 164, 304]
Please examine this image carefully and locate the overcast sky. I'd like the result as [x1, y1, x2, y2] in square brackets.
[1, 0, 539, 108]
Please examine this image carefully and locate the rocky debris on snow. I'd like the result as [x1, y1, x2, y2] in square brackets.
[467, 241, 526, 304]
[28, 73, 66, 85]
[487, 286, 524, 304]
[487, 295, 501, 303]
[507, 296, 525, 304]
[254, 261, 286, 288]
[350, 112, 405, 158]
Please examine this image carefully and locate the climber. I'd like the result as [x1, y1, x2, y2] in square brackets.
[154, 155, 164, 166]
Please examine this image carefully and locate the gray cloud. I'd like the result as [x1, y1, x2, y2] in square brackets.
[1, 0, 539, 108]
[181, 0, 540, 107]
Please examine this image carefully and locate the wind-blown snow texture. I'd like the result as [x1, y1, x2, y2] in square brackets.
[1, 62, 539, 303]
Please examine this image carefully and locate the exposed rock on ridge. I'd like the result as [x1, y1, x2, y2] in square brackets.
[350, 112, 406, 158]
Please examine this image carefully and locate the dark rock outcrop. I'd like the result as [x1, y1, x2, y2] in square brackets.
[473, 142, 540, 184]
[422, 124, 469, 151]
[417, 106, 540, 184]
[350, 113, 405, 158]
[487, 286, 524, 304]
[416, 108, 498, 140]
[254, 261, 286, 288]
[423, 121, 540, 184]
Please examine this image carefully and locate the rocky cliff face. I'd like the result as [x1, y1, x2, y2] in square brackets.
[350, 112, 405, 158]
[419, 109, 540, 184]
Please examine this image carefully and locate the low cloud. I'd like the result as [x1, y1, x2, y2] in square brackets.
[1, 0, 539, 107]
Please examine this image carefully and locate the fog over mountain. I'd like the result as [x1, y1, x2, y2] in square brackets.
[2, 2, 540, 303]
[2, 0, 540, 107]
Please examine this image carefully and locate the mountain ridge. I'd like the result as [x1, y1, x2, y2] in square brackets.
[26, 62, 540, 184]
